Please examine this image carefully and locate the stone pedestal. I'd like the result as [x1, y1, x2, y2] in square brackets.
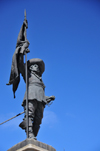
[7, 138, 56, 151]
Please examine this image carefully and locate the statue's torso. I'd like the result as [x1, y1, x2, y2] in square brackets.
[22, 71, 46, 106]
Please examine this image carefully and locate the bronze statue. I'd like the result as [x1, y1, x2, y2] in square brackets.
[7, 11, 55, 139]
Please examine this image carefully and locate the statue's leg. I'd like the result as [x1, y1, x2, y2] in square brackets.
[19, 103, 26, 129]
[28, 100, 37, 139]
[33, 102, 44, 137]
[19, 100, 37, 139]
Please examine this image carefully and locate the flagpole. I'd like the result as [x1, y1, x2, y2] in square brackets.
[24, 10, 29, 138]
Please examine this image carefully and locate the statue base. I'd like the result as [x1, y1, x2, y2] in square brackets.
[7, 138, 56, 151]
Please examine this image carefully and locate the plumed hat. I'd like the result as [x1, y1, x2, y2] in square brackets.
[27, 58, 45, 74]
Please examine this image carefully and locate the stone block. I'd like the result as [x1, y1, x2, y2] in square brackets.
[7, 138, 56, 151]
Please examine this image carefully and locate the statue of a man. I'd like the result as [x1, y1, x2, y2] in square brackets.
[7, 19, 55, 139]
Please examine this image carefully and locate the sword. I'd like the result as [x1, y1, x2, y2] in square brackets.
[0, 111, 24, 125]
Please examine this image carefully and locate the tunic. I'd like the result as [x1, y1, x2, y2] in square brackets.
[18, 54, 46, 106]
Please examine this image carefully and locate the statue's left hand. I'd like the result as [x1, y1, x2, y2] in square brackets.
[49, 95, 55, 101]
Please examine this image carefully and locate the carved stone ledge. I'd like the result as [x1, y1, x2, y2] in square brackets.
[7, 138, 56, 151]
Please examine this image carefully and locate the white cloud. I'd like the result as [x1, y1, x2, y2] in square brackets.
[42, 110, 58, 127]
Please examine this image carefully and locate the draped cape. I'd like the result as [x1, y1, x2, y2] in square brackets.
[7, 22, 26, 98]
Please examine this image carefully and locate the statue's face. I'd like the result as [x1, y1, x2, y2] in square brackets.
[29, 64, 40, 73]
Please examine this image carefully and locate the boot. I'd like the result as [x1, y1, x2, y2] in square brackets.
[19, 120, 26, 130]
[33, 125, 40, 137]
[28, 126, 37, 140]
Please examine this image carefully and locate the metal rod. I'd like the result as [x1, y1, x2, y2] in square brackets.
[0, 111, 24, 125]
[25, 52, 28, 138]
[24, 9, 29, 138]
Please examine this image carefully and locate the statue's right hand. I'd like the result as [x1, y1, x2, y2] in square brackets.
[25, 40, 30, 45]
[25, 48, 30, 53]
[20, 40, 30, 54]
[23, 40, 30, 48]
[24, 48, 30, 55]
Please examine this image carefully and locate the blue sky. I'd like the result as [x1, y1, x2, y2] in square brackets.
[0, 0, 100, 151]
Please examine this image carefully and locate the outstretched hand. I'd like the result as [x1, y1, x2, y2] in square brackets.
[49, 95, 55, 101]
[46, 95, 55, 104]
[46, 95, 55, 106]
